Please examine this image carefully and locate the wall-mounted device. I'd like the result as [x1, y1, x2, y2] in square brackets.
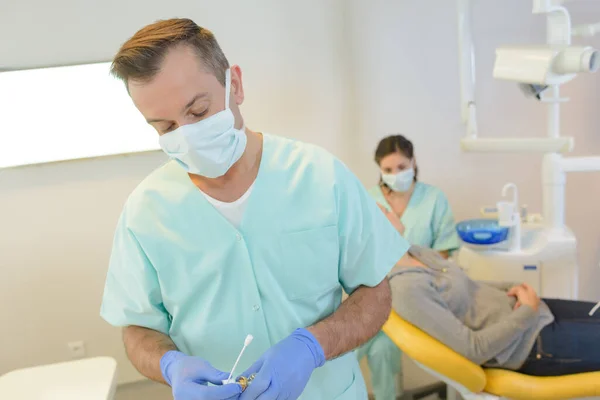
[494, 45, 599, 85]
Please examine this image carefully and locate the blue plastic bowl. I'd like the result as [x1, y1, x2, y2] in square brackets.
[456, 219, 509, 245]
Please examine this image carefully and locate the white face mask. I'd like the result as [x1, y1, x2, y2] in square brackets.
[158, 69, 247, 178]
[382, 167, 415, 192]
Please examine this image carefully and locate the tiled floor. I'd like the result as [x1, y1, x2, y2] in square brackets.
[115, 380, 172, 400]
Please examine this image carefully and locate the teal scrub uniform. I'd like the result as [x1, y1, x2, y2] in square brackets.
[356, 182, 459, 400]
[100, 133, 410, 400]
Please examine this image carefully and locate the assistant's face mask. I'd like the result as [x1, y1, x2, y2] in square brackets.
[158, 69, 247, 178]
[382, 167, 415, 192]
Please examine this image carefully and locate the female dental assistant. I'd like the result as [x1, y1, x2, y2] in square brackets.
[356, 134, 460, 400]
[371, 135, 459, 258]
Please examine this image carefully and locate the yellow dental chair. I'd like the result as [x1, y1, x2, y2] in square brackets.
[382, 312, 600, 400]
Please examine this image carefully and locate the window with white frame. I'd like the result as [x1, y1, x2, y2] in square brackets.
[0, 62, 160, 169]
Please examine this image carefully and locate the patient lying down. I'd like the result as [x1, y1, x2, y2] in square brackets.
[390, 246, 600, 377]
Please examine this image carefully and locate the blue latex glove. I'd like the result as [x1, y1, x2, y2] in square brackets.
[238, 328, 325, 400]
[161, 350, 242, 400]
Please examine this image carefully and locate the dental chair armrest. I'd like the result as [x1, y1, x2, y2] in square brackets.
[382, 311, 487, 393]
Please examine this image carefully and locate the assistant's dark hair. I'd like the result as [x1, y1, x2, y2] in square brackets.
[374, 135, 418, 190]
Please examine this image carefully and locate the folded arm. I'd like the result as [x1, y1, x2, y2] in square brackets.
[391, 277, 537, 365]
[480, 281, 522, 292]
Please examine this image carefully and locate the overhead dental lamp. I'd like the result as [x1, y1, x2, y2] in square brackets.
[456, 0, 600, 302]
[493, 45, 599, 85]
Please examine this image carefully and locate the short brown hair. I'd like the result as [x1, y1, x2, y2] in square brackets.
[111, 18, 229, 86]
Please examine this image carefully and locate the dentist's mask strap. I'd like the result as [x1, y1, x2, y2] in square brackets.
[223, 69, 245, 131]
[225, 69, 245, 132]
[224, 69, 231, 109]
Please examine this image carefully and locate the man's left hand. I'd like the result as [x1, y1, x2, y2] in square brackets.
[238, 329, 325, 400]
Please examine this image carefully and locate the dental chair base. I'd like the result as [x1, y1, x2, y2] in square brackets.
[383, 312, 600, 400]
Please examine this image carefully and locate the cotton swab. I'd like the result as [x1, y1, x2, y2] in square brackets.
[226, 334, 254, 383]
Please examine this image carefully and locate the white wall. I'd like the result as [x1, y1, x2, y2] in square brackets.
[0, 0, 349, 384]
[0, 153, 168, 384]
[347, 0, 600, 300]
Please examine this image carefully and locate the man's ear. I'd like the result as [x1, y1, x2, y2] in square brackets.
[229, 65, 244, 105]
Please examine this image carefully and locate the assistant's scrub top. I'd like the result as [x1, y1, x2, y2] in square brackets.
[101, 134, 409, 399]
[369, 182, 459, 252]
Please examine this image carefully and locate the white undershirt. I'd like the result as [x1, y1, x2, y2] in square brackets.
[200, 184, 255, 229]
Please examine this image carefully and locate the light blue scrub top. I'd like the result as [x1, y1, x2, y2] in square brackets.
[368, 182, 460, 252]
[101, 134, 409, 400]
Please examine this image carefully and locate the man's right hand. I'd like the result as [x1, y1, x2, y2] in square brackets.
[507, 283, 541, 312]
[160, 351, 242, 400]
